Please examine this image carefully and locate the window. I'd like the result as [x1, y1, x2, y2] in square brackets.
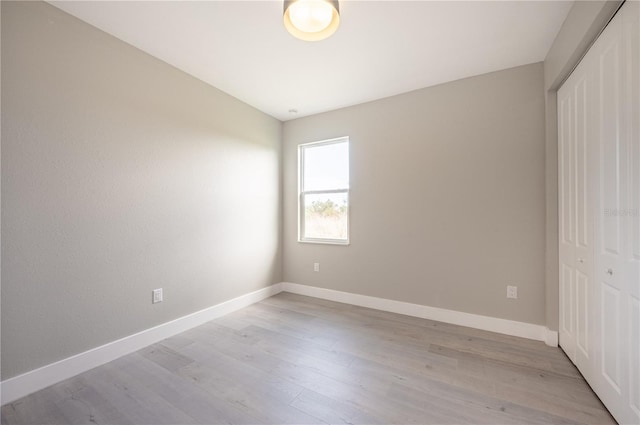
[299, 137, 349, 244]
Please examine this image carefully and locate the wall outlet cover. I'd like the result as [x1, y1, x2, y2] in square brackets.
[152, 288, 163, 304]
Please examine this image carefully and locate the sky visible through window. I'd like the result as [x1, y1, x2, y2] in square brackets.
[303, 141, 349, 191]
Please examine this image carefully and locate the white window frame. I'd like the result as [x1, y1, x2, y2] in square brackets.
[298, 137, 350, 245]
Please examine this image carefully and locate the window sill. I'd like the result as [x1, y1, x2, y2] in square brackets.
[298, 239, 350, 246]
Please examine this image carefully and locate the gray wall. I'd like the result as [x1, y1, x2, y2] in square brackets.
[542, 0, 622, 331]
[1, 1, 282, 379]
[283, 63, 547, 326]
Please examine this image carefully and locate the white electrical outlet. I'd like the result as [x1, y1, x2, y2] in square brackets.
[152, 288, 163, 304]
[507, 285, 518, 299]
[314, 262, 320, 272]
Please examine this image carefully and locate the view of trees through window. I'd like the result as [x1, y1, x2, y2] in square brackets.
[304, 194, 348, 240]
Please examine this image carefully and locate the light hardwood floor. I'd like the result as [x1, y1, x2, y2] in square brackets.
[2, 293, 615, 425]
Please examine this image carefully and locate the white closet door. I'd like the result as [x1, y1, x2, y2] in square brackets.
[573, 57, 594, 376]
[558, 58, 594, 375]
[593, 7, 625, 410]
[558, 2, 639, 423]
[558, 75, 577, 362]
[592, 4, 638, 423]
[623, 0, 640, 420]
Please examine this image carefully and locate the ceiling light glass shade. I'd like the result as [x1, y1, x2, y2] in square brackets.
[284, 0, 340, 41]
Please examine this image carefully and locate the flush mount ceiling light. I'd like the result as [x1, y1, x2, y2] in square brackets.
[283, 0, 340, 41]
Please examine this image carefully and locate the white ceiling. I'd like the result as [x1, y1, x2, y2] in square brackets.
[49, 1, 573, 121]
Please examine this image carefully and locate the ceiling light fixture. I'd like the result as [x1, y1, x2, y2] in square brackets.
[283, 0, 340, 41]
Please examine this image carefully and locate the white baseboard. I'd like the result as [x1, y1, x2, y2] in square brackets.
[281, 282, 558, 348]
[2, 281, 558, 405]
[545, 328, 559, 347]
[0, 283, 283, 405]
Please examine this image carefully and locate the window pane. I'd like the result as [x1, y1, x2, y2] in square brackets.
[303, 142, 349, 191]
[303, 192, 348, 240]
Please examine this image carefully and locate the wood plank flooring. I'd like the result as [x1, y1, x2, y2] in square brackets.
[1, 293, 616, 424]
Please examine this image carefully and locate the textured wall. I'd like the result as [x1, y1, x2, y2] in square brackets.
[283, 63, 546, 326]
[1, 1, 281, 379]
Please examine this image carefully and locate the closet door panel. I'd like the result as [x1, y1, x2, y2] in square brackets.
[558, 84, 576, 359]
[601, 283, 622, 391]
[558, 47, 593, 371]
[575, 75, 590, 254]
[593, 9, 629, 421]
[561, 263, 575, 347]
[631, 296, 640, 418]
[624, 0, 640, 420]
[559, 92, 575, 254]
[573, 67, 593, 373]
[558, 49, 593, 371]
[576, 269, 589, 357]
[598, 35, 623, 260]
